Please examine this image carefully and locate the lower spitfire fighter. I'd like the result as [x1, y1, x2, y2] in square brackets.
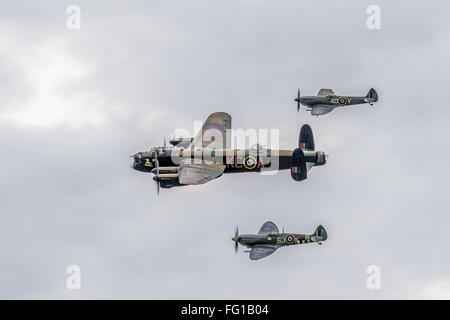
[131, 112, 327, 193]
[232, 221, 328, 261]
[294, 88, 378, 116]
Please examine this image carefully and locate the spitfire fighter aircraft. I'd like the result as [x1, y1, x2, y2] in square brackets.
[232, 221, 328, 260]
[131, 112, 327, 193]
[294, 88, 378, 116]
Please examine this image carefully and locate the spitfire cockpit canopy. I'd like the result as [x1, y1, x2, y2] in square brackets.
[317, 88, 335, 97]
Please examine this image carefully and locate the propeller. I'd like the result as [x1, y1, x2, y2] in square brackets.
[296, 88, 301, 113]
[233, 225, 239, 253]
[153, 153, 160, 195]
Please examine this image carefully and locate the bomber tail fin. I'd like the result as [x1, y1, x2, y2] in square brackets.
[291, 124, 315, 182]
[299, 124, 315, 150]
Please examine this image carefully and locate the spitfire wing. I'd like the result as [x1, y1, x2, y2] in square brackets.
[189, 112, 232, 150]
[258, 221, 279, 235]
[317, 88, 334, 96]
[178, 159, 226, 185]
[249, 246, 278, 260]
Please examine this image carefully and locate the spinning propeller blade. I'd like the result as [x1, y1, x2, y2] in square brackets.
[154, 153, 160, 195]
[296, 88, 301, 113]
[233, 225, 239, 253]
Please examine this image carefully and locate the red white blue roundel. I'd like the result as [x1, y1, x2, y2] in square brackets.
[243, 156, 257, 170]
[285, 234, 296, 244]
[338, 97, 347, 105]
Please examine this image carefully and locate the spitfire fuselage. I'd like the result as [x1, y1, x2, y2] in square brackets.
[236, 233, 318, 248]
[300, 95, 367, 108]
[233, 222, 327, 260]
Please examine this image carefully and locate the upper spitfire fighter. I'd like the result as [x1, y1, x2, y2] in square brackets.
[294, 88, 378, 116]
[131, 112, 327, 193]
[232, 221, 328, 260]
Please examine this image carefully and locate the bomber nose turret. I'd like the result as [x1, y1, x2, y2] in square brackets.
[133, 153, 141, 164]
[131, 152, 144, 170]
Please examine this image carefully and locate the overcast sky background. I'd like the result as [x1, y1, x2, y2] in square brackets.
[1, 0, 450, 299]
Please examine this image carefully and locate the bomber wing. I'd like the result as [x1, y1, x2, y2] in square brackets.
[189, 112, 231, 150]
[178, 159, 226, 185]
[317, 88, 334, 96]
[249, 246, 278, 260]
[258, 221, 279, 235]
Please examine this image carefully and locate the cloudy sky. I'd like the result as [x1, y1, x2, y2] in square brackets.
[1, 0, 450, 299]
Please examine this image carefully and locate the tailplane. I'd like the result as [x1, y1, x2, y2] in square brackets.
[291, 124, 322, 182]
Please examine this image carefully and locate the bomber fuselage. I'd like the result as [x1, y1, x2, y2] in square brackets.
[132, 148, 324, 174]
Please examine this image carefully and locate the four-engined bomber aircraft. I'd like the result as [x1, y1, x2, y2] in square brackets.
[233, 221, 328, 260]
[295, 88, 378, 116]
[132, 112, 327, 193]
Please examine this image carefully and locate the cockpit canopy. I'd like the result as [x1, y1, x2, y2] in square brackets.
[317, 88, 335, 97]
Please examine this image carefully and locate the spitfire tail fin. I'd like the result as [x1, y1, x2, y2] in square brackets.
[366, 88, 378, 102]
[312, 225, 327, 241]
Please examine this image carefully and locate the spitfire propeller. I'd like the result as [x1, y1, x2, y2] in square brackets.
[233, 225, 239, 253]
[152, 153, 160, 195]
[152, 138, 168, 195]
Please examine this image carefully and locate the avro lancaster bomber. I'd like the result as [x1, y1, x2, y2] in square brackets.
[131, 112, 327, 193]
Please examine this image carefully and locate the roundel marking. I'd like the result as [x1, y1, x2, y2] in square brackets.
[338, 97, 347, 105]
[243, 155, 257, 170]
[285, 234, 296, 245]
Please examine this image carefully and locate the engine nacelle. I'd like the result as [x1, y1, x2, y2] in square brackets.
[153, 174, 181, 189]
